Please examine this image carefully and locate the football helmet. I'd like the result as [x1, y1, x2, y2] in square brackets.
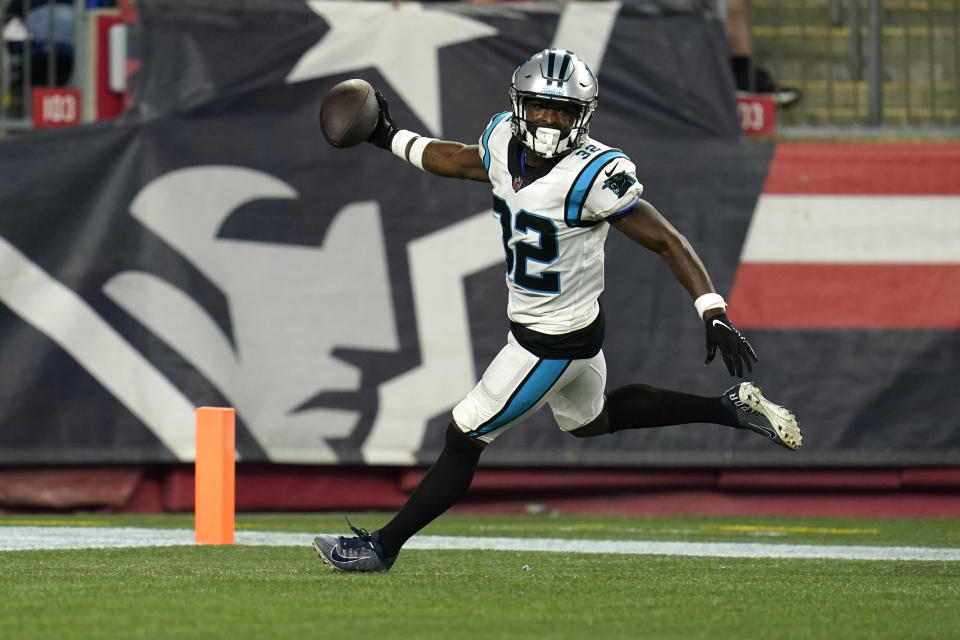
[510, 49, 598, 159]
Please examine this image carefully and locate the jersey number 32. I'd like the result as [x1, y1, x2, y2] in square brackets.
[493, 196, 560, 294]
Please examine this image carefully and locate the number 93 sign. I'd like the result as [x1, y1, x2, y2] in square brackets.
[32, 88, 83, 129]
[737, 95, 776, 137]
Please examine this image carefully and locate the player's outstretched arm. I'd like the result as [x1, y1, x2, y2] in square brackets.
[610, 199, 757, 377]
[367, 91, 489, 183]
[420, 141, 489, 182]
[609, 199, 715, 297]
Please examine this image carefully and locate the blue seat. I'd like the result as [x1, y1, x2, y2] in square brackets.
[4, 3, 75, 86]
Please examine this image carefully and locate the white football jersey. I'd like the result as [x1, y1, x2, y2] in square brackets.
[478, 112, 644, 335]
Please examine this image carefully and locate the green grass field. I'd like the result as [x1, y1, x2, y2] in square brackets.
[1, 512, 959, 639]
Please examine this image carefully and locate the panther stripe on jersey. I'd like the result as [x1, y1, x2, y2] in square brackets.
[468, 358, 571, 437]
[482, 112, 511, 171]
[564, 150, 630, 227]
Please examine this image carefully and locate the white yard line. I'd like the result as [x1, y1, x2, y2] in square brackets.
[2, 526, 959, 561]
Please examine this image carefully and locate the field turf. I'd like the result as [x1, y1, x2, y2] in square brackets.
[1, 512, 958, 639]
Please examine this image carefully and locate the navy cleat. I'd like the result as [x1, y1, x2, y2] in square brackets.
[313, 518, 397, 572]
[722, 382, 802, 451]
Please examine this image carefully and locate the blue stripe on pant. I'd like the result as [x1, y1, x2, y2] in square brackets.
[470, 359, 571, 437]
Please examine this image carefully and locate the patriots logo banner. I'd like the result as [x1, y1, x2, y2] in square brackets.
[0, 0, 956, 467]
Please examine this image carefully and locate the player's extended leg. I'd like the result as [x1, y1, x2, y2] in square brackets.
[313, 422, 484, 572]
[568, 384, 732, 436]
[376, 423, 485, 557]
[313, 334, 567, 573]
[569, 382, 801, 450]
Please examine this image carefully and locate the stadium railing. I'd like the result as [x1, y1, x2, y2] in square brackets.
[750, 0, 960, 137]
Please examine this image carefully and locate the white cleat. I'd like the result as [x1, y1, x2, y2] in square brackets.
[722, 382, 802, 451]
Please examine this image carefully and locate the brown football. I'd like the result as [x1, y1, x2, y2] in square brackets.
[319, 79, 380, 148]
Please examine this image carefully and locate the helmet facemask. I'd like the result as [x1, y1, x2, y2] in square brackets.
[510, 90, 596, 159]
[509, 49, 599, 159]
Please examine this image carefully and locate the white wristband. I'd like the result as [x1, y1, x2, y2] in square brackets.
[391, 129, 418, 160]
[408, 136, 436, 171]
[389, 129, 435, 172]
[694, 293, 726, 319]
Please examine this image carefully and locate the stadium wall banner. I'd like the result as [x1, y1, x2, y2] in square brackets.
[0, 0, 957, 467]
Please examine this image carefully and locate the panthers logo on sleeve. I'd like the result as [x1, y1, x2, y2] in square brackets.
[602, 169, 637, 198]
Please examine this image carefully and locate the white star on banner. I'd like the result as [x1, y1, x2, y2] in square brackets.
[287, 1, 497, 136]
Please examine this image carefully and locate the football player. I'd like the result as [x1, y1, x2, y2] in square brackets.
[313, 49, 802, 573]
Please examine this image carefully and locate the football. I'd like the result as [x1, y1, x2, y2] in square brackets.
[319, 78, 380, 148]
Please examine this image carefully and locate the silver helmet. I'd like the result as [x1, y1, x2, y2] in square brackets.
[510, 49, 598, 159]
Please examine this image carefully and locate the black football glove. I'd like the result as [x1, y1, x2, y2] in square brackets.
[704, 312, 758, 378]
[367, 90, 398, 150]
